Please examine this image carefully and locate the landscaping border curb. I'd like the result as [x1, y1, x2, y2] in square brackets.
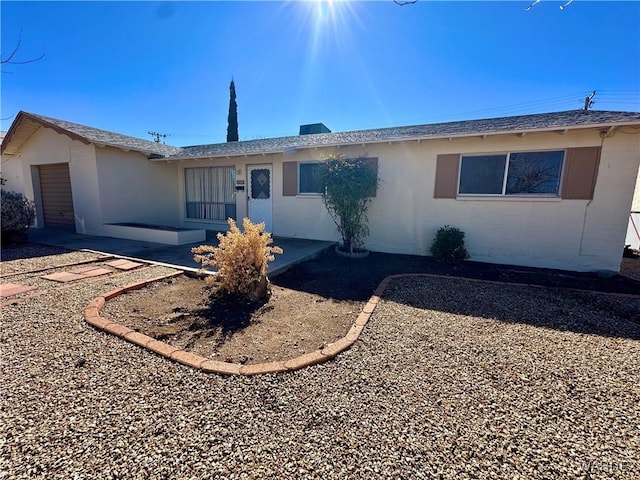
[84, 271, 381, 375]
[84, 270, 640, 376]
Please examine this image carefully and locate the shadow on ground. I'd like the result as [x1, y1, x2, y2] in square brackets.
[273, 248, 640, 300]
[0, 242, 73, 262]
[273, 249, 640, 341]
[385, 275, 640, 341]
[196, 292, 269, 337]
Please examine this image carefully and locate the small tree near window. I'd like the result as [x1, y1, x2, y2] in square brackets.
[320, 155, 378, 254]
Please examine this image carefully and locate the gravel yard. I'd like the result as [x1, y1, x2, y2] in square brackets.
[2, 248, 640, 479]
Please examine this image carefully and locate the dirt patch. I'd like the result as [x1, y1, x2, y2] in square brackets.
[101, 276, 360, 364]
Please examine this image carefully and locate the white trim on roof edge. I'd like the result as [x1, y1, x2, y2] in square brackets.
[149, 121, 637, 162]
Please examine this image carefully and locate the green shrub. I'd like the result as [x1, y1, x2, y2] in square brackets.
[320, 155, 378, 254]
[430, 225, 469, 262]
[192, 218, 283, 301]
[1, 189, 36, 243]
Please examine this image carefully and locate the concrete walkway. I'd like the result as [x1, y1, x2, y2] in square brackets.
[27, 228, 334, 276]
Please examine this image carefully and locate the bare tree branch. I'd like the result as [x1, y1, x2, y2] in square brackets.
[525, 0, 541, 11]
[527, 0, 575, 11]
[1, 29, 45, 66]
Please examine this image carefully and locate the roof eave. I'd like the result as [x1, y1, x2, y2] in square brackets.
[149, 150, 282, 162]
[149, 119, 640, 161]
[1, 111, 175, 158]
[90, 141, 165, 157]
[2, 111, 94, 157]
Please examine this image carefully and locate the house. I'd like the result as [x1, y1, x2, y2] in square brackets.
[2, 110, 639, 273]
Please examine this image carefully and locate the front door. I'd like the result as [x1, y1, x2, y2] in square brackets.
[248, 164, 273, 232]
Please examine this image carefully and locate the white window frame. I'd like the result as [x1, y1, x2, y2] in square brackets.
[184, 166, 236, 222]
[297, 161, 323, 195]
[457, 149, 566, 198]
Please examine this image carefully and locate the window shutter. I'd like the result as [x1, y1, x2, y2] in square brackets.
[362, 157, 379, 198]
[282, 161, 298, 196]
[434, 154, 460, 198]
[561, 147, 601, 200]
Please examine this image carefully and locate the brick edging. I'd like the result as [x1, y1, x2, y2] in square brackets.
[84, 271, 639, 376]
[84, 272, 383, 375]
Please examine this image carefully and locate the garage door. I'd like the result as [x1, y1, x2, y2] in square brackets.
[38, 163, 75, 229]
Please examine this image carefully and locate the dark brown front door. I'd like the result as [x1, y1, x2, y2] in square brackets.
[38, 163, 75, 229]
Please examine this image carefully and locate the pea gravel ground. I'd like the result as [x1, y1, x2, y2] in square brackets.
[1, 248, 640, 479]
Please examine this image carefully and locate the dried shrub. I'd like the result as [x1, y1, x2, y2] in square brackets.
[1, 189, 36, 244]
[192, 218, 283, 301]
[430, 225, 469, 262]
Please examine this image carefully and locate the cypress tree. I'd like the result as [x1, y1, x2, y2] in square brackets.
[226, 80, 239, 142]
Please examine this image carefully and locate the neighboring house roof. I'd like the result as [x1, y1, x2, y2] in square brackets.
[165, 109, 640, 160]
[2, 109, 639, 161]
[1, 111, 182, 157]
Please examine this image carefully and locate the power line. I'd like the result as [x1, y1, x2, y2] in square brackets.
[160, 91, 638, 143]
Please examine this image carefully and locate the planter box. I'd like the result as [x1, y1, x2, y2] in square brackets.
[102, 223, 206, 246]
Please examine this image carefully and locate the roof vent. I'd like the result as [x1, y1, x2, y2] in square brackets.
[299, 123, 331, 135]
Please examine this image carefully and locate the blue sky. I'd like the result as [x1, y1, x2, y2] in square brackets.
[1, 1, 639, 146]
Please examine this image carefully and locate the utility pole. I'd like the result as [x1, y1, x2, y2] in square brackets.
[148, 131, 168, 144]
[583, 91, 596, 111]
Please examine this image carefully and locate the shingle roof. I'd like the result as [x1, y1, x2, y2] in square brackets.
[1, 111, 182, 157]
[166, 109, 640, 160]
[3, 109, 639, 161]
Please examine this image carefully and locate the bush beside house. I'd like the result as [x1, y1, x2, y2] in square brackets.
[1, 189, 36, 244]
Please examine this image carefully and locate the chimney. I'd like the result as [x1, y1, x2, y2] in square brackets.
[299, 123, 331, 135]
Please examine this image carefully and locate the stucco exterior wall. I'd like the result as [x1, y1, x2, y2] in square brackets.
[176, 127, 639, 272]
[0, 155, 24, 194]
[0, 127, 102, 234]
[368, 129, 638, 272]
[95, 148, 179, 226]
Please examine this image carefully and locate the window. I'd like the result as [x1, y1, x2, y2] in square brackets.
[298, 162, 323, 194]
[459, 154, 506, 195]
[184, 167, 236, 220]
[458, 150, 564, 196]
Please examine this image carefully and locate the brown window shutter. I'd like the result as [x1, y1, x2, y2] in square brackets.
[362, 157, 379, 197]
[434, 154, 460, 198]
[562, 147, 601, 200]
[282, 161, 298, 196]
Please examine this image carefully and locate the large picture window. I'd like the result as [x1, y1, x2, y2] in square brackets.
[184, 167, 236, 220]
[459, 150, 564, 196]
[298, 162, 323, 194]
